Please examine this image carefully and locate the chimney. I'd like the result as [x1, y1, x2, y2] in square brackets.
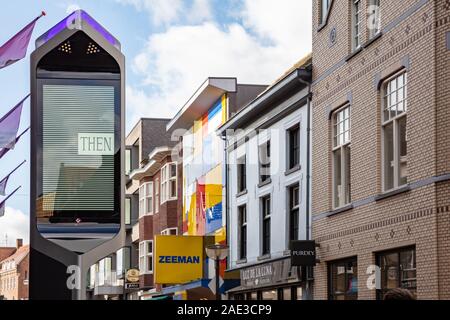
[16, 239, 23, 249]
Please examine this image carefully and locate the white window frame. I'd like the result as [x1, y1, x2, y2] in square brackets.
[125, 197, 131, 225]
[161, 228, 178, 236]
[332, 105, 351, 209]
[382, 72, 408, 192]
[125, 149, 132, 175]
[139, 240, 154, 275]
[258, 140, 271, 184]
[237, 155, 247, 193]
[238, 205, 247, 260]
[139, 182, 153, 217]
[352, 0, 362, 51]
[161, 162, 177, 204]
[368, 0, 381, 39]
[155, 178, 160, 213]
[261, 195, 271, 256]
[321, 0, 332, 24]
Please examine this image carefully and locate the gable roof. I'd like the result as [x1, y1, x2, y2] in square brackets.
[0, 245, 29, 266]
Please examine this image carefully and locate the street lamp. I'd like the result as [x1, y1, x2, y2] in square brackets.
[205, 244, 229, 300]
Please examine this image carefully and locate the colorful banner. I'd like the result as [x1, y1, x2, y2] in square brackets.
[0, 160, 26, 196]
[0, 127, 30, 160]
[0, 95, 29, 150]
[0, 186, 21, 217]
[0, 13, 44, 69]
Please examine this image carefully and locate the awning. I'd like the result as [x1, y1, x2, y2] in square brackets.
[161, 278, 240, 299]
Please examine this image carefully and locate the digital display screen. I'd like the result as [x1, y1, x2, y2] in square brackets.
[36, 80, 120, 226]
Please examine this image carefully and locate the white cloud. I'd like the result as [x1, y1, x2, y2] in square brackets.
[125, 0, 312, 129]
[115, 0, 211, 26]
[66, 3, 81, 14]
[242, 0, 312, 51]
[0, 207, 29, 245]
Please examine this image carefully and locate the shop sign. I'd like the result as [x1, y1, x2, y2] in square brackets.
[240, 259, 301, 289]
[291, 241, 317, 267]
[154, 236, 204, 284]
[124, 269, 140, 291]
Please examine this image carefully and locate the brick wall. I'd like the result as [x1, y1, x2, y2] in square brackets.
[311, 0, 449, 300]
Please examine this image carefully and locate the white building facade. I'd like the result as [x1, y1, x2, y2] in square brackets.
[220, 56, 313, 300]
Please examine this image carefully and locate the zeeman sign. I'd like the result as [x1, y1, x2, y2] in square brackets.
[158, 256, 201, 264]
[155, 236, 204, 284]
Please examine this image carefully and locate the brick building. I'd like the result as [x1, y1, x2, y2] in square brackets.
[125, 118, 181, 299]
[311, 0, 450, 300]
[0, 240, 29, 300]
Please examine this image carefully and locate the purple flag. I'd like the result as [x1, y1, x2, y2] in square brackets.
[0, 176, 8, 197]
[0, 14, 43, 69]
[0, 186, 21, 218]
[0, 160, 26, 196]
[0, 95, 29, 149]
[0, 127, 30, 160]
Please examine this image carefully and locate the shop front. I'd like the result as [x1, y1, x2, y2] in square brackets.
[227, 258, 307, 300]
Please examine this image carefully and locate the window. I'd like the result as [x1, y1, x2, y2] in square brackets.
[125, 198, 131, 225]
[161, 228, 178, 235]
[161, 163, 177, 203]
[238, 205, 247, 260]
[262, 290, 277, 300]
[329, 257, 358, 300]
[289, 184, 300, 241]
[320, 0, 332, 24]
[125, 149, 131, 175]
[382, 72, 408, 191]
[332, 106, 351, 209]
[259, 141, 271, 184]
[352, 0, 362, 51]
[155, 178, 160, 213]
[98, 257, 112, 286]
[261, 195, 271, 255]
[116, 247, 131, 277]
[139, 182, 153, 217]
[288, 125, 300, 170]
[89, 264, 97, 288]
[369, 0, 381, 38]
[237, 156, 247, 193]
[377, 247, 416, 300]
[139, 241, 153, 274]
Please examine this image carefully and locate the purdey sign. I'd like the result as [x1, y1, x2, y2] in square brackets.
[291, 241, 317, 267]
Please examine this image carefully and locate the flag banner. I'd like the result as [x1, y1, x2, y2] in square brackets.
[0, 14, 43, 69]
[0, 160, 26, 196]
[0, 186, 21, 218]
[0, 95, 29, 149]
[0, 176, 8, 197]
[0, 127, 30, 160]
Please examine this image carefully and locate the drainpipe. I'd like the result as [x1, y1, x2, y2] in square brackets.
[298, 68, 313, 300]
[220, 134, 230, 271]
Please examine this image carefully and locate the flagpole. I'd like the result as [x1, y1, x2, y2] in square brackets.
[0, 160, 26, 182]
[0, 127, 30, 159]
[0, 94, 30, 123]
[1, 186, 22, 203]
[17, 127, 31, 139]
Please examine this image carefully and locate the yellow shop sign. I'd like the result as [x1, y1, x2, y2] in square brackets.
[154, 236, 204, 284]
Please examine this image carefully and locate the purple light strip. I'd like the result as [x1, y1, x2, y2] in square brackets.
[36, 10, 120, 50]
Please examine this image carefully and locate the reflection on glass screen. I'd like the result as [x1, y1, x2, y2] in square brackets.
[40, 85, 115, 218]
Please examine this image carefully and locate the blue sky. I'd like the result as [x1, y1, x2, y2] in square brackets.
[0, 0, 311, 244]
